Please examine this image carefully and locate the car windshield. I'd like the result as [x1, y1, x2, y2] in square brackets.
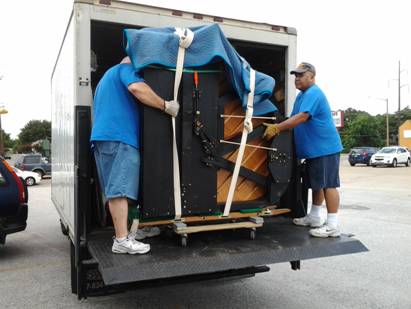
[13, 167, 22, 173]
[379, 148, 396, 154]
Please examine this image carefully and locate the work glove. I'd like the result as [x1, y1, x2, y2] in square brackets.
[262, 123, 280, 140]
[164, 100, 180, 117]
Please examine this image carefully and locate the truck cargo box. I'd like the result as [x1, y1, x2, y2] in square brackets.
[51, 1, 367, 299]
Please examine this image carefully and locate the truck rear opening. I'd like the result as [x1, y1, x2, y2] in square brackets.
[81, 20, 367, 294]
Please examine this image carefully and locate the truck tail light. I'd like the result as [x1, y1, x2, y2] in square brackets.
[3, 159, 26, 203]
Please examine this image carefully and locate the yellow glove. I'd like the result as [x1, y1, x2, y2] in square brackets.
[262, 123, 280, 140]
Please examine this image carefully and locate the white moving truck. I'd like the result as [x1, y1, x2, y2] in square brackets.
[51, 0, 366, 299]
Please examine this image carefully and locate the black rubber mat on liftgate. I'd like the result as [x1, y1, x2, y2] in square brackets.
[87, 218, 368, 286]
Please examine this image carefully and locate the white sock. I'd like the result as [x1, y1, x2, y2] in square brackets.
[115, 237, 127, 243]
[327, 213, 338, 228]
[309, 204, 322, 218]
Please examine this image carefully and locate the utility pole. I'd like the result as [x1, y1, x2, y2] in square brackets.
[385, 98, 389, 146]
[0, 76, 5, 156]
[395, 61, 408, 144]
[0, 106, 8, 157]
[369, 97, 390, 146]
[398, 60, 401, 113]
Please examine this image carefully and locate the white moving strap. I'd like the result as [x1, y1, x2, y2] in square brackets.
[172, 28, 194, 220]
[223, 69, 256, 217]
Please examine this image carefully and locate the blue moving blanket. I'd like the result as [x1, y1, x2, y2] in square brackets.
[124, 24, 277, 115]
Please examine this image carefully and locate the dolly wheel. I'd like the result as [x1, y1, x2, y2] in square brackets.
[250, 229, 256, 240]
[181, 235, 188, 247]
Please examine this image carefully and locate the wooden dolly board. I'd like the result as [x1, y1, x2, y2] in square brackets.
[173, 217, 263, 247]
[139, 208, 291, 247]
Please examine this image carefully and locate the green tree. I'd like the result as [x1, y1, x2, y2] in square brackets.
[340, 114, 385, 151]
[1, 129, 15, 149]
[340, 106, 411, 150]
[18, 120, 51, 145]
[396, 106, 411, 128]
[343, 108, 370, 125]
[384, 107, 411, 143]
[398, 106, 411, 118]
[340, 108, 372, 152]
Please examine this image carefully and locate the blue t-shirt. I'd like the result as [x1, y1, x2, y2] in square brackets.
[290, 84, 343, 159]
[90, 64, 144, 149]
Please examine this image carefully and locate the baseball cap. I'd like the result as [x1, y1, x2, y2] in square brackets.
[290, 62, 316, 75]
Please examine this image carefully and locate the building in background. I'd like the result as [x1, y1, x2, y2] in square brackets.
[399, 120, 411, 149]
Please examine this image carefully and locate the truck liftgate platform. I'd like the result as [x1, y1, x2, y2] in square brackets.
[86, 218, 367, 287]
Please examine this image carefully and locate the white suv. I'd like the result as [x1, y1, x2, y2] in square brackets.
[370, 146, 411, 167]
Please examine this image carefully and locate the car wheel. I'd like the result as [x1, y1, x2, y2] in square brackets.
[406, 158, 410, 167]
[26, 177, 36, 186]
[392, 158, 397, 168]
[349, 162, 355, 166]
[372, 165, 376, 167]
[33, 169, 44, 178]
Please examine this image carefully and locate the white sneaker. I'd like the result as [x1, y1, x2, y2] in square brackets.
[112, 238, 150, 254]
[293, 215, 324, 227]
[309, 225, 341, 238]
[130, 227, 161, 240]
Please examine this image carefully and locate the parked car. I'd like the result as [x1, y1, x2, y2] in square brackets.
[348, 147, 379, 166]
[370, 146, 411, 167]
[0, 156, 28, 244]
[14, 154, 51, 178]
[13, 167, 42, 186]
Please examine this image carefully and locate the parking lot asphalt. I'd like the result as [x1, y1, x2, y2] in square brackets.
[1, 156, 410, 309]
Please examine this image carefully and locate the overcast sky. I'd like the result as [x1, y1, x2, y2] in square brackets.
[0, 0, 410, 138]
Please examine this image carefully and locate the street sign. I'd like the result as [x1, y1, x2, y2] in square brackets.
[332, 110, 344, 128]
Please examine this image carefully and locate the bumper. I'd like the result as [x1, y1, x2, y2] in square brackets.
[370, 160, 393, 166]
[0, 204, 28, 244]
[349, 157, 370, 164]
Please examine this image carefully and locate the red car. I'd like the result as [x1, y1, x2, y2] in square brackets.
[0, 156, 28, 244]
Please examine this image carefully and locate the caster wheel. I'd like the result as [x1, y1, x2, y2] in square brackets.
[250, 229, 256, 240]
[181, 235, 188, 247]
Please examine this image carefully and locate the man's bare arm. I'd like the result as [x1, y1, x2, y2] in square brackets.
[128, 82, 165, 111]
[277, 112, 310, 132]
